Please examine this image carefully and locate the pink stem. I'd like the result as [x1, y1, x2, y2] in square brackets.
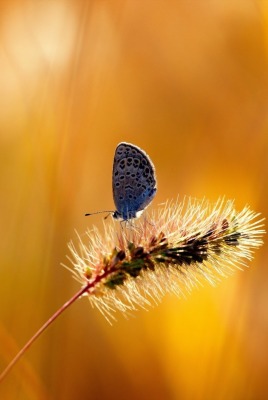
[0, 283, 91, 383]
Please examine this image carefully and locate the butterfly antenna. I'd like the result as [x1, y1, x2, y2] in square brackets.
[85, 211, 113, 217]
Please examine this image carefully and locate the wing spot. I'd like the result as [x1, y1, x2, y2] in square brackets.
[119, 160, 125, 169]
[133, 159, 140, 167]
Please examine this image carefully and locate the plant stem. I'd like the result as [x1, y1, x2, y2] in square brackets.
[0, 284, 90, 383]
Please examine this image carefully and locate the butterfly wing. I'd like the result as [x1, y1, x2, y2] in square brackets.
[112, 142, 157, 218]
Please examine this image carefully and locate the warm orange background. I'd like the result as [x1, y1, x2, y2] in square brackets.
[0, 1, 267, 399]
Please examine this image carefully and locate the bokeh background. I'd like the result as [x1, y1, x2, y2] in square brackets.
[0, 1, 267, 399]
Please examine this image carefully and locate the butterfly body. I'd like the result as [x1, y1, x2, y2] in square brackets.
[112, 142, 157, 221]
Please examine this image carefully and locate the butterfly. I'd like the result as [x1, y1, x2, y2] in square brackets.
[85, 142, 157, 221]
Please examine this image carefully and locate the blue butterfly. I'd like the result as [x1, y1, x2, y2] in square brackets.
[86, 142, 157, 221]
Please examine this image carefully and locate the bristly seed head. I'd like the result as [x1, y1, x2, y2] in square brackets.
[66, 198, 265, 322]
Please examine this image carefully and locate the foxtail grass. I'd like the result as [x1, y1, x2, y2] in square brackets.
[0, 198, 265, 382]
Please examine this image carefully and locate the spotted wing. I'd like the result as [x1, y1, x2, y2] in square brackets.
[112, 142, 157, 217]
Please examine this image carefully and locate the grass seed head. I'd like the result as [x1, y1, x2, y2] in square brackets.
[66, 198, 265, 322]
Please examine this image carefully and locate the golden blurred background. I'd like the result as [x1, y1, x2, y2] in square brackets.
[0, 1, 267, 399]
